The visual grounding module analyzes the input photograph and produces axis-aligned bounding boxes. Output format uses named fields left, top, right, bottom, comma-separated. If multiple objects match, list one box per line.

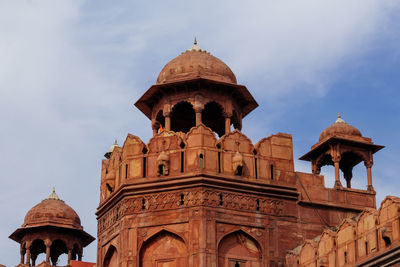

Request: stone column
left=195, top=107, right=202, bottom=126
left=163, top=104, right=171, bottom=131
left=68, top=249, right=72, bottom=264
left=151, top=121, right=158, bottom=136
left=224, top=112, right=232, bottom=135
left=343, top=168, right=353, bottom=189
left=26, top=248, right=31, bottom=266
left=20, top=245, right=25, bottom=264
left=194, top=95, right=204, bottom=126
left=365, top=161, right=374, bottom=191
left=32, top=255, right=37, bottom=266
left=164, top=112, right=171, bottom=131
left=333, top=155, right=342, bottom=188
left=45, top=240, right=51, bottom=263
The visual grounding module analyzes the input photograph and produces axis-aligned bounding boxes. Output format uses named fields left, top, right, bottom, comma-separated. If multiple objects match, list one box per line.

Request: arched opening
left=235, top=165, right=243, bottom=176
left=104, top=245, right=118, bottom=267
left=139, top=230, right=188, bottom=267
left=199, top=154, right=204, bottom=169
left=383, top=236, right=392, bottom=247
left=232, top=110, right=241, bottom=131
left=155, top=110, right=165, bottom=132
left=71, top=244, right=81, bottom=261
left=218, top=231, right=262, bottom=267
left=106, top=183, right=113, bottom=194
left=158, top=164, right=165, bottom=175
left=50, top=239, right=68, bottom=265
left=202, top=101, right=225, bottom=137
left=339, top=151, right=367, bottom=189
left=30, top=239, right=45, bottom=266
left=317, top=154, right=336, bottom=188
left=171, top=102, right=195, bottom=133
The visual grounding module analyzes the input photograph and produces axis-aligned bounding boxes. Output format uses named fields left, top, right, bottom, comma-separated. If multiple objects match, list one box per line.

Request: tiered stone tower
left=96, top=41, right=383, bottom=267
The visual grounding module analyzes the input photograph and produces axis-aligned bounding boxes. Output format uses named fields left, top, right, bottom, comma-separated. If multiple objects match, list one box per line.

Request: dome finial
left=46, top=187, right=61, bottom=201
left=335, top=113, right=345, bottom=123
left=188, top=38, right=202, bottom=52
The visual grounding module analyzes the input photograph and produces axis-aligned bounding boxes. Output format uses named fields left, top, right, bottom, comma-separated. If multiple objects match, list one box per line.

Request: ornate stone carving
left=98, top=189, right=284, bottom=234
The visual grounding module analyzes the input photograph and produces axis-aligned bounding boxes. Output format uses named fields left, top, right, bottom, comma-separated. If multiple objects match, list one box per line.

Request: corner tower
left=96, top=41, right=380, bottom=267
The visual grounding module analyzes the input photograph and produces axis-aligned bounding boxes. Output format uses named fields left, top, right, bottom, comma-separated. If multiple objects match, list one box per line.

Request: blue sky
left=1, top=0, right=399, bottom=265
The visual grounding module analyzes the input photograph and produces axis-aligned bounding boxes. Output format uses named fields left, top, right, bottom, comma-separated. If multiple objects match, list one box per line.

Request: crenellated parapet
left=99, top=125, right=296, bottom=205
left=286, top=196, right=400, bottom=266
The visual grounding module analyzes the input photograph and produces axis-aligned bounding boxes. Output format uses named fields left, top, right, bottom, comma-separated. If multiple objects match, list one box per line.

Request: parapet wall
left=99, top=124, right=295, bottom=203
left=286, top=196, right=400, bottom=267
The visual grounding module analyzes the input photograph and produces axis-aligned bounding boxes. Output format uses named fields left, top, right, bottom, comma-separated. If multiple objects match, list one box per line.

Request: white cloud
left=0, top=0, right=399, bottom=265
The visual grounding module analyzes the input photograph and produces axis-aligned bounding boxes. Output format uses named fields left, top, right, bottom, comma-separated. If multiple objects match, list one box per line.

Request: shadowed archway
left=218, top=231, right=262, bottom=267
left=139, top=230, right=188, bottom=267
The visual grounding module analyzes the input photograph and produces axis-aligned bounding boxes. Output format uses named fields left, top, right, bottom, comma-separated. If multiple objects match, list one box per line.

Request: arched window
left=50, top=239, right=68, bottom=266
left=202, top=101, right=225, bottom=137
left=30, top=239, right=46, bottom=266
left=139, top=231, right=188, bottom=266
left=199, top=154, right=204, bottom=169
left=235, top=165, right=243, bottom=176
left=171, top=102, right=195, bottom=133
left=232, top=110, right=241, bottom=131
left=218, top=231, right=262, bottom=267
left=155, top=110, right=165, bottom=132
left=383, top=236, right=391, bottom=247
left=104, top=245, right=118, bottom=267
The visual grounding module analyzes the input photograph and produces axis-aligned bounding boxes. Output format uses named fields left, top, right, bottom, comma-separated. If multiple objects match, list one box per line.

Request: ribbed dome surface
left=156, top=48, right=237, bottom=84
left=319, top=116, right=362, bottom=141
left=23, top=199, right=82, bottom=230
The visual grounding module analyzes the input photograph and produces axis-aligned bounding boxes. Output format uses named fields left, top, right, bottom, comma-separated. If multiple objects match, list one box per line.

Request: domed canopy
left=135, top=40, right=258, bottom=121
left=156, top=41, right=237, bottom=85
left=319, top=114, right=362, bottom=141
left=23, top=189, right=82, bottom=230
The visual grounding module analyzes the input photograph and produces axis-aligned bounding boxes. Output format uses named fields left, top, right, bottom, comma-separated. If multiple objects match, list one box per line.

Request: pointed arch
left=171, top=101, right=196, bottom=133
left=218, top=230, right=262, bottom=267
left=202, top=101, right=225, bottom=137
left=139, top=230, right=188, bottom=267
left=104, top=245, right=118, bottom=267
left=50, top=239, right=68, bottom=265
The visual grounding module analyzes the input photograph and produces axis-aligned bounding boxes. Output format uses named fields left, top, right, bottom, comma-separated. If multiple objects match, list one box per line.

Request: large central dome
left=156, top=41, right=237, bottom=84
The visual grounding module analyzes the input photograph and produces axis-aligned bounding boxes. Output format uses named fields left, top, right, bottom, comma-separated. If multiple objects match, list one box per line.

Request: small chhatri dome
left=319, top=113, right=362, bottom=141
left=156, top=39, right=237, bottom=84
left=104, top=140, right=119, bottom=159
left=109, top=139, right=119, bottom=152
left=23, top=189, right=82, bottom=230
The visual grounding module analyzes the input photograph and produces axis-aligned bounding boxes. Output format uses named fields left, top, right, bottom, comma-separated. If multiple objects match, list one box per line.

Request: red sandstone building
left=9, top=41, right=400, bottom=267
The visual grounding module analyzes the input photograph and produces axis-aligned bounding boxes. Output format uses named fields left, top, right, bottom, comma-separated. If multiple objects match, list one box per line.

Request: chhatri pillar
left=300, top=114, right=384, bottom=191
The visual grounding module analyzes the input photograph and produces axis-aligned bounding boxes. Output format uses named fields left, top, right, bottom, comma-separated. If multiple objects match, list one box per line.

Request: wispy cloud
left=0, top=0, right=399, bottom=264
